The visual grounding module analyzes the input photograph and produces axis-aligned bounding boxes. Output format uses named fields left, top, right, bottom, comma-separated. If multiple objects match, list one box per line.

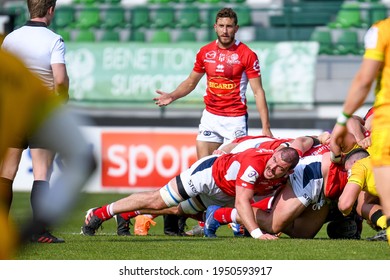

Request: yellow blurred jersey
left=0, top=49, right=60, bottom=160
left=363, top=18, right=390, bottom=166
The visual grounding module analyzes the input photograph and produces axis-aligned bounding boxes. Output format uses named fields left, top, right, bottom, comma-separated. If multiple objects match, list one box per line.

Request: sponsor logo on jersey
left=234, top=130, right=246, bottom=138
left=216, top=64, right=224, bottom=73
left=208, top=76, right=236, bottom=96
left=205, top=51, right=217, bottom=60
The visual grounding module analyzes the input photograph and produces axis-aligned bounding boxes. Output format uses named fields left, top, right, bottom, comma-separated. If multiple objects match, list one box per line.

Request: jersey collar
left=25, top=20, right=47, bottom=27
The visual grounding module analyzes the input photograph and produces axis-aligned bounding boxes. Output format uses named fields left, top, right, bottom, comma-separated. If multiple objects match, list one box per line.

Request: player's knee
left=159, top=184, right=182, bottom=207
left=180, top=199, right=204, bottom=215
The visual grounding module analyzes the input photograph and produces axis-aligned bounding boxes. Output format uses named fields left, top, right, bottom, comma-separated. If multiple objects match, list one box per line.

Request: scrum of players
left=81, top=107, right=387, bottom=241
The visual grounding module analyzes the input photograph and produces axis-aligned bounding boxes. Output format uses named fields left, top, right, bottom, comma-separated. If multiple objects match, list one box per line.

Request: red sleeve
left=193, top=48, right=206, bottom=74
left=325, top=163, right=348, bottom=200
left=243, top=49, right=261, bottom=79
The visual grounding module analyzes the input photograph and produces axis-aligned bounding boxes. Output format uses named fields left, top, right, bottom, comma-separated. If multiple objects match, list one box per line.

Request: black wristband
left=307, top=136, right=321, bottom=146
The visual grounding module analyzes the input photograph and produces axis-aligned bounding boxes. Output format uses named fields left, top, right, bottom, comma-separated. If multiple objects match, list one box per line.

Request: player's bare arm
left=153, top=71, right=204, bottom=107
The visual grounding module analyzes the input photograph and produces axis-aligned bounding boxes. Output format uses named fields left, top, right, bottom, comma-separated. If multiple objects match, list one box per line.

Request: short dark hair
left=279, top=147, right=300, bottom=171
left=344, top=148, right=369, bottom=164
left=216, top=8, right=238, bottom=25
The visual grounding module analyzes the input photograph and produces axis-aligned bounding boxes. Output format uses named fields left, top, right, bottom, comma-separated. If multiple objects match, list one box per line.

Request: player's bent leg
left=284, top=203, right=329, bottom=238
left=196, top=140, right=221, bottom=159
left=254, top=182, right=307, bottom=234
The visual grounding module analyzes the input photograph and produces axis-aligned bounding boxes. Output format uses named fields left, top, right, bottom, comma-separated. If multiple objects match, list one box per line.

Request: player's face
left=264, top=152, right=291, bottom=179
left=214, top=17, right=239, bottom=48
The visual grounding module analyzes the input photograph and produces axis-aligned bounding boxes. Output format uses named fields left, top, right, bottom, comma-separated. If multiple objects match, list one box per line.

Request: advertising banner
left=13, top=127, right=322, bottom=193
left=66, top=42, right=319, bottom=108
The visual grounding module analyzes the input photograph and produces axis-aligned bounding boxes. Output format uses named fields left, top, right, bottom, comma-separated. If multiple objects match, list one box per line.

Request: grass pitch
left=10, top=192, right=390, bottom=260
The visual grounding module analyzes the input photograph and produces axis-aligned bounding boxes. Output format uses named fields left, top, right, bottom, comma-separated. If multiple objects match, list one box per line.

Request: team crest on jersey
left=240, top=166, right=258, bottom=184
left=253, top=60, right=260, bottom=72
left=227, top=53, right=240, bottom=64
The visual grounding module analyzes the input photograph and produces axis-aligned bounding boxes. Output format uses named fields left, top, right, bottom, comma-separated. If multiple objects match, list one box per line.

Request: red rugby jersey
left=212, top=148, right=287, bottom=197
left=193, top=40, right=261, bottom=116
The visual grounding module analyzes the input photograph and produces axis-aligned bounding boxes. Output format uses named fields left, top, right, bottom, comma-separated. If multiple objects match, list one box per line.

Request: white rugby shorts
left=177, top=155, right=235, bottom=213
left=289, top=155, right=326, bottom=209
left=197, top=109, right=248, bottom=143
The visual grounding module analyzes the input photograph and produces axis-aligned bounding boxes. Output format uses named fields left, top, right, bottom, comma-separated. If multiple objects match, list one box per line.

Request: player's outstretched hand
left=153, top=89, right=173, bottom=107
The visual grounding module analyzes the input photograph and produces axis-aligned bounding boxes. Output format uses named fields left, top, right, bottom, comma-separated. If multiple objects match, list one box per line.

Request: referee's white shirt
left=1, top=21, right=66, bottom=91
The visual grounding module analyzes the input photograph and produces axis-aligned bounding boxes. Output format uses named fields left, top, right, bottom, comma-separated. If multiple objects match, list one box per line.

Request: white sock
left=231, top=208, right=238, bottom=223
left=108, top=203, right=115, bottom=216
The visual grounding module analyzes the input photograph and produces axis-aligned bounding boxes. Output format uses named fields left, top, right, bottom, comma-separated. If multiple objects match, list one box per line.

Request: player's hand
left=153, top=89, right=173, bottom=107
left=329, top=123, right=347, bottom=163
left=318, top=131, right=331, bottom=145
left=262, top=127, right=273, bottom=138
left=258, top=233, right=279, bottom=240
left=357, top=136, right=371, bottom=149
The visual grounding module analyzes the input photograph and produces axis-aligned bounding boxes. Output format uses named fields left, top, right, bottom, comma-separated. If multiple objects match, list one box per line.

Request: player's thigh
left=196, top=140, right=221, bottom=158
left=284, top=203, right=329, bottom=238
left=30, top=148, right=55, bottom=179
left=0, top=148, right=23, bottom=179
left=256, top=183, right=307, bottom=233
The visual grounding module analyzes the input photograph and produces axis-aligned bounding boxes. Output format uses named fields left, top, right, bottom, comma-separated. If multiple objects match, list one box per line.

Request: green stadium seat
left=53, top=6, right=75, bottom=29
left=150, top=30, right=171, bottom=43
left=256, top=27, right=289, bottom=41
left=365, top=3, right=388, bottom=26
left=225, top=0, right=247, bottom=3
left=176, top=6, right=203, bottom=28
left=328, top=2, right=363, bottom=28
left=74, top=30, right=96, bottom=42
left=75, top=7, right=101, bottom=29
left=3, top=1, right=28, bottom=28
left=150, top=7, right=176, bottom=28
left=130, top=6, right=151, bottom=28
left=310, top=30, right=333, bottom=55
left=100, top=6, right=127, bottom=29
left=104, top=0, right=122, bottom=4
left=176, top=0, right=197, bottom=3
left=130, top=30, right=146, bottom=42
left=205, top=5, right=224, bottom=27
left=176, top=30, right=197, bottom=42
left=333, top=30, right=360, bottom=55
left=100, top=30, right=121, bottom=41
left=77, top=0, right=99, bottom=5
left=235, top=6, right=252, bottom=27
left=56, top=28, right=71, bottom=42
left=198, top=0, right=222, bottom=3
left=148, top=0, right=172, bottom=3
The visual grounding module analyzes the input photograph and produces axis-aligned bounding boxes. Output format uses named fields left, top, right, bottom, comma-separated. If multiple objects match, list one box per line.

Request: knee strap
left=159, top=184, right=182, bottom=207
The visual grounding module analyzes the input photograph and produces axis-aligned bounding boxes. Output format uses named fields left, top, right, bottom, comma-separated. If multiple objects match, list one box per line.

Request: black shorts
left=8, top=131, right=48, bottom=150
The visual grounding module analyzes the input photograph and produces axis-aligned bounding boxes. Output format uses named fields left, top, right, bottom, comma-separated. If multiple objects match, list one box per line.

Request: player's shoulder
left=236, top=40, right=255, bottom=52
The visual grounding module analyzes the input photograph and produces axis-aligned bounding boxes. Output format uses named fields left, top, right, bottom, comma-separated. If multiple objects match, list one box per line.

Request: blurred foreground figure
left=330, top=18, right=390, bottom=244
left=0, top=50, right=96, bottom=258
left=1, top=0, right=70, bottom=243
